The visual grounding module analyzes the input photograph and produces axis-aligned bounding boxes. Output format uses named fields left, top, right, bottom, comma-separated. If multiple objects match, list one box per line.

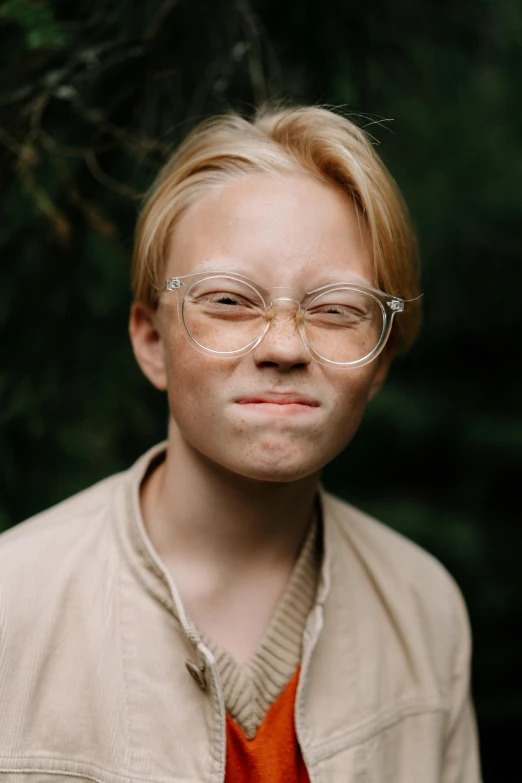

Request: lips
left=236, top=392, right=319, bottom=406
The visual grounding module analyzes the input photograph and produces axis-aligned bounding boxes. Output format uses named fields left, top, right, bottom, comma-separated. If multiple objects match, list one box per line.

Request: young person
left=0, top=105, right=481, bottom=782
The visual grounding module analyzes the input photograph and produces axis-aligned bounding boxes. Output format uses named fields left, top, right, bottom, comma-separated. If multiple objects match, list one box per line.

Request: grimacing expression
left=153, top=172, right=392, bottom=482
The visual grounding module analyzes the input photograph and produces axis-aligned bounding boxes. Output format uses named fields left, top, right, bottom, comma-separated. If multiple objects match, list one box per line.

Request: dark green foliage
left=0, top=1, right=520, bottom=778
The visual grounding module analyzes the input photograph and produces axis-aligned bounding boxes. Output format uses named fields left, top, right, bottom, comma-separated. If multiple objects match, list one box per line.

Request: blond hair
left=132, top=105, right=421, bottom=352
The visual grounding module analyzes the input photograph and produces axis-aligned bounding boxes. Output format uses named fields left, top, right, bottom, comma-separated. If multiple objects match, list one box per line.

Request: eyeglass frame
left=161, top=270, right=406, bottom=368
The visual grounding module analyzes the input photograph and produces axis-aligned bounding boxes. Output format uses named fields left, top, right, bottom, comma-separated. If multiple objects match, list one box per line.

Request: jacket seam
left=308, top=697, right=447, bottom=762
left=0, top=758, right=183, bottom=783
left=0, top=768, right=109, bottom=783
left=0, top=759, right=134, bottom=783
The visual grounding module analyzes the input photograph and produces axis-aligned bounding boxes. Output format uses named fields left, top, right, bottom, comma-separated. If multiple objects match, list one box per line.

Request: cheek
left=325, top=370, right=379, bottom=445
left=166, top=357, right=212, bottom=418
left=162, top=328, right=231, bottom=434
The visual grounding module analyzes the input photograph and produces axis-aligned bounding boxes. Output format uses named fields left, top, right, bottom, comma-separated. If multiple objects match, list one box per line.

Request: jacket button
left=185, top=660, right=207, bottom=691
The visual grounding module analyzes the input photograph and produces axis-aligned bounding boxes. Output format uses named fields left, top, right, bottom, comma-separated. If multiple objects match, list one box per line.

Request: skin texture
left=129, top=172, right=394, bottom=663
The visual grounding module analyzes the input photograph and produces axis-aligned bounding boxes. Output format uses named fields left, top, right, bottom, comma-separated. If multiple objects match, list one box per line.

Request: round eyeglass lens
left=182, top=276, right=267, bottom=353
left=303, top=288, right=385, bottom=364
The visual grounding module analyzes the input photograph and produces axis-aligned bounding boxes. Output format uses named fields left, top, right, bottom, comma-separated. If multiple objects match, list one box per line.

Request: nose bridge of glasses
left=267, top=287, right=303, bottom=316
left=271, top=296, right=300, bottom=310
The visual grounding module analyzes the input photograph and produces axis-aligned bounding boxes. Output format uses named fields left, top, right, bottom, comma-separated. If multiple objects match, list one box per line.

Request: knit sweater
left=200, top=512, right=321, bottom=739
left=225, top=666, right=311, bottom=782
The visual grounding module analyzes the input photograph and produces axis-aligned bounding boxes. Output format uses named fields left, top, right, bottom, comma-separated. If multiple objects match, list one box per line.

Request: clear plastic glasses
left=162, top=271, right=407, bottom=368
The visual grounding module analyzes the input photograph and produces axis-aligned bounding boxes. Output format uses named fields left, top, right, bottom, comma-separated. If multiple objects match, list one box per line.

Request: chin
left=239, top=467, right=316, bottom=483
left=193, top=432, right=328, bottom=482
left=228, top=454, right=322, bottom=483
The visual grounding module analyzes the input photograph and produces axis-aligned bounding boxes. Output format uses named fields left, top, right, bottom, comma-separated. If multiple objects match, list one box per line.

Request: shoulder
left=322, top=491, right=472, bottom=676
left=0, top=471, right=125, bottom=629
left=0, top=442, right=166, bottom=629
left=0, top=471, right=122, bottom=565
left=323, top=490, right=465, bottom=603
left=0, top=442, right=165, bottom=566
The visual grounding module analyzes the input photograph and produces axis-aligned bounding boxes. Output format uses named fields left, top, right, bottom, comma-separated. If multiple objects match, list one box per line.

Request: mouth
left=235, top=392, right=320, bottom=415
left=236, top=392, right=319, bottom=406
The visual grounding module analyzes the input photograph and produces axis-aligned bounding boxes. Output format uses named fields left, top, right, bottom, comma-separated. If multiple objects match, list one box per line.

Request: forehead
left=165, top=172, right=374, bottom=287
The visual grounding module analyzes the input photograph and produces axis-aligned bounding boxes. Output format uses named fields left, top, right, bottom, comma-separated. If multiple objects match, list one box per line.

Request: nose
left=252, top=297, right=312, bottom=369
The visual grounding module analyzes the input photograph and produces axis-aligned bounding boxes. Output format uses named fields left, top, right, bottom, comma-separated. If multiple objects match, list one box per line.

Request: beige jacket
left=0, top=443, right=481, bottom=782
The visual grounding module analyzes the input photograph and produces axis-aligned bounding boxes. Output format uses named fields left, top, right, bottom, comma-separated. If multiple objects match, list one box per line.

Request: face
left=131, top=172, right=393, bottom=483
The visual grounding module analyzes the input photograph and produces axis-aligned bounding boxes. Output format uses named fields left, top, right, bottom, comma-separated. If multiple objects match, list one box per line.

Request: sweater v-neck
left=199, top=512, right=321, bottom=739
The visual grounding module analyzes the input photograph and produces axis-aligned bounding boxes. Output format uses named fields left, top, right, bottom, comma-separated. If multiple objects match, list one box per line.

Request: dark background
left=1, top=1, right=520, bottom=779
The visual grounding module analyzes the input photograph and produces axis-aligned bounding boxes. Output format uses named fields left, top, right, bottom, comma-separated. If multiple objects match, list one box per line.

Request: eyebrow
left=315, top=272, right=373, bottom=287
left=193, top=260, right=234, bottom=273
left=191, top=261, right=373, bottom=289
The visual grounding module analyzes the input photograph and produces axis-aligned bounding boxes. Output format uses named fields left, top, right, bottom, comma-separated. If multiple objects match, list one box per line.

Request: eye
left=322, top=305, right=351, bottom=315
left=203, top=292, right=261, bottom=309
left=210, top=293, right=242, bottom=305
left=314, top=304, right=367, bottom=318
left=306, top=289, right=377, bottom=323
left=188, top=289, right=264, bottom=322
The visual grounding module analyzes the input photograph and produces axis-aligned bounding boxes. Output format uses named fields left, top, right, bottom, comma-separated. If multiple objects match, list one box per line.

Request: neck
left=140, top=427, right=320, bottom=580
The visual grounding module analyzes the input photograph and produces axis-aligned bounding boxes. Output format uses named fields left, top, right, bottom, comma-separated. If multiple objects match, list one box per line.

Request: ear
left=367, top=340, right=395, bottom=401
left=129, top=302, right=167, bottom=391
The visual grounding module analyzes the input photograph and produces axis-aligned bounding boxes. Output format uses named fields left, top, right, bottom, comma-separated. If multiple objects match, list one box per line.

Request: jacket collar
left=114, top=441, right=334, bottom=653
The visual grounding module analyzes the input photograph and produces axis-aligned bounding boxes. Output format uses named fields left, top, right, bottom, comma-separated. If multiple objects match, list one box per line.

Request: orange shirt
left=225, top=666, right=310, bottom=783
